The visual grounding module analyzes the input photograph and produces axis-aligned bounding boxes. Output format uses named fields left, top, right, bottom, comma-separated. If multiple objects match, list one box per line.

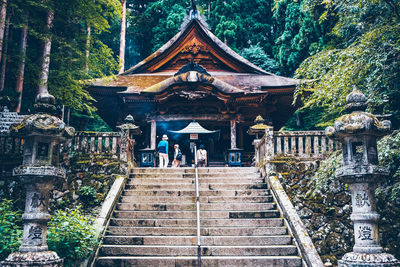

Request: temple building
left=89, top=15, right=298, bottom=165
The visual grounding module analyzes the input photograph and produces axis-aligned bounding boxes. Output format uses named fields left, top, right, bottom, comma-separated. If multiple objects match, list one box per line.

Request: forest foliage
left=295, top=0, right=400, bottom=128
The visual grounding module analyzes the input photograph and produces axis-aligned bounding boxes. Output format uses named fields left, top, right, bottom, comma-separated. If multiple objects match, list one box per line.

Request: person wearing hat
left=196, top=144, right=207, bottom=167
left=157, top=134, right=169, bottom=168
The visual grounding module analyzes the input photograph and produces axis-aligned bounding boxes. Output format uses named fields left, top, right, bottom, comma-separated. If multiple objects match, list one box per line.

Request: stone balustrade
left=2, top=129, right=339, bottom=163
left=71, top=132, right=122, bottom=156
left=1, top=131, right=124, bottom=160
left=0, top=107, right=27, bottom=133
left=255, top=130, right=340, bottom=163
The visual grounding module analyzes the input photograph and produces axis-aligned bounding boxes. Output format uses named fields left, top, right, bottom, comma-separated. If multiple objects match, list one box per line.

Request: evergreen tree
left=272, top=0, right=327, bottom=76
left=241, top=44, right=279, bottom=74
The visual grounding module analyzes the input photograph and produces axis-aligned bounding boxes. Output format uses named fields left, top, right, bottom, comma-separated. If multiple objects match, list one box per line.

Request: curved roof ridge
left=195, top=19, right=270, bottom=75
left=122, top=18, right=273, bottom=75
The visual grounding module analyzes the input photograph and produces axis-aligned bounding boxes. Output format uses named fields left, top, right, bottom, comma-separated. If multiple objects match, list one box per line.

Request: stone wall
left=54, top=152, right=127, bottom=212
left=272, top=155, right=353, bottom=265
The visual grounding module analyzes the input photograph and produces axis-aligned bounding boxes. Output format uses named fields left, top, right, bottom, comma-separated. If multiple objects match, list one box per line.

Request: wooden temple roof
left=90, top=18, right=297, bottom=96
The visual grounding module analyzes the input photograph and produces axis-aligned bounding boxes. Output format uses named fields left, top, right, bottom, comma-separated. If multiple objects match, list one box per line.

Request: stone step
left=113, top=210, right=280, bottom=219
left=95, top=255, right=302, bottom=267
left=131, top=167, right=258, bottom=174
left=101, top=235, right=292, bottom=246
left=120, top=195, right=273, bottom=203
left=99, top=244, right=297, bottom=256
left=96, top=167, right=301, bottom=266
left=106, top=226, right=288, bottom=236
left=128, top=177, right=264, bottom=184
left=116, top=202, right=276, bottom=211
left=122, top=189, right=270, bottom=197
left=110, top=218, right=284, bottom=227
left=126, top=183, right=267, bottom=190
left=130, top=173, right=260, bottom=178
left=117, top=203, right=195, bottom=211
left=197, top=167, right=259, bottom=173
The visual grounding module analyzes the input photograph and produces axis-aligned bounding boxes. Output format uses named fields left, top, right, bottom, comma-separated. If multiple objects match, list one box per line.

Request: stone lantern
left=326, top=88, right=399, bottom=267
left=248, top=115, right=270, bottom=139
left=248, top=115, right=273, bottom=165
left=117, top=114, right=141, bottom=165
left=2, top=96, right=74, bottom=267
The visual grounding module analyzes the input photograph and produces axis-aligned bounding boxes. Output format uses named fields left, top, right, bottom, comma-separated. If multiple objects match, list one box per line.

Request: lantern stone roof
left=10, top=113, right=75, bottom=138
left=326, top=88, right=391, bottom=139
left=117, top=114, right=142, bottom=135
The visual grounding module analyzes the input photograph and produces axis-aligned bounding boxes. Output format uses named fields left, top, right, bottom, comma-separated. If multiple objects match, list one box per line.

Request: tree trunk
left=37, top=9, right=54, bottom=99
left=0, top=15, right=9, bottom=92
left=15, top=18, right=28, bottom=112
left=85, top=25, right=91, bottom=75
left=118, top=0, right=126, bottom=74
left=0, top=0, right=8, bottom=92
left=208, top=1, right=211, bottom=19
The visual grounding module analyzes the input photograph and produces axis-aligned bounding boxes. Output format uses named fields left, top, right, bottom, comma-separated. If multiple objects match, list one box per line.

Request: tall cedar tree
left=0, top=0, right=120, bottom=114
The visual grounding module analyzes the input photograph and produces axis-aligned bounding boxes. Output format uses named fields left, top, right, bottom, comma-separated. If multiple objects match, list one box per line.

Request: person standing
left=157, top=134, right=169, bottom=168
left=172, top=144, right=182, bottom=168
left=196, top=144, right=207, bottom=167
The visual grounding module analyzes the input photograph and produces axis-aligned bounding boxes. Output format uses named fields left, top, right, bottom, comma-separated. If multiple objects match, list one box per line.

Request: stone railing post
left=264, top=126, right=274, bottom=160
left=253, top=139, right=261, bottom=164
left=263, top=126, right=275, bottom=174
left=2, top=95, right=74, bottom=267
left=326, top=88, right=399, bottom=267
left=119, top=128, right=128, bottom=162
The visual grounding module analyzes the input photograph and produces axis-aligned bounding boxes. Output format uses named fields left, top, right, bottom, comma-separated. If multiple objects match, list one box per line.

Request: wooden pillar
left=238, top=125, right=244, bottom=149
left=230, top=119, right=236, bottom=149
left=210, top=139, right=214, bottom=154
left=150, top=120, right=156, bottom=150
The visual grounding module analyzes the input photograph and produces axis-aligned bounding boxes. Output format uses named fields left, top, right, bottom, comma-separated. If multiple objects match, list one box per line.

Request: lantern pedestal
left=337, top=170, right=398, bottom=267
left=2, top=251, right=63, bottom=267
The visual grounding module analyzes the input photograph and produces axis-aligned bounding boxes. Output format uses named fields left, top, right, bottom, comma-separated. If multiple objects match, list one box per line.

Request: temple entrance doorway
left=157, top=120, right=223, bottom=166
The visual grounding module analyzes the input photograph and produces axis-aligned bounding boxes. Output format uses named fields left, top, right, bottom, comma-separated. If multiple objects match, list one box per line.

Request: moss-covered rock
left=274, top=156, right=353, bottom=265
left=54, top=152, right=127, bottom=213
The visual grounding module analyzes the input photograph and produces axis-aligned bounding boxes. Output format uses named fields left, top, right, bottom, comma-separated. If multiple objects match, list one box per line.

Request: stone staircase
left=95, top=167, right=302, bottom=266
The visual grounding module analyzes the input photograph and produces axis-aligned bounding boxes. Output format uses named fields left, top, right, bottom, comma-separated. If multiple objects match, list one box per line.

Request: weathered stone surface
left=95, top=167, right=302, bottom=266
left=275, top=157, right=353, bottom=264
left=339, top=252, right=400, bottom=267
left=326, top=88, right=399, bottom=266
left=2, top=251, right=63, bottom=267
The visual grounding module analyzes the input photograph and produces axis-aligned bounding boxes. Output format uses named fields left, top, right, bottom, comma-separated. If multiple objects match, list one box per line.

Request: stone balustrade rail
left=0, top=131, right=125, bottom=160
left=0, top=107, right=27, bottom=133
left=255, top=130, right=340, bottom=163
left=71, top=132, right=122, bottom=156
left=2, top=129, right=340, bottom=163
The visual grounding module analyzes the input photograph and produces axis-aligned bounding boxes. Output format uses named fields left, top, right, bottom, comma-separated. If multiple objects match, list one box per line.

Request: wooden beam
left=146, top=114, right=242, bottom=122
